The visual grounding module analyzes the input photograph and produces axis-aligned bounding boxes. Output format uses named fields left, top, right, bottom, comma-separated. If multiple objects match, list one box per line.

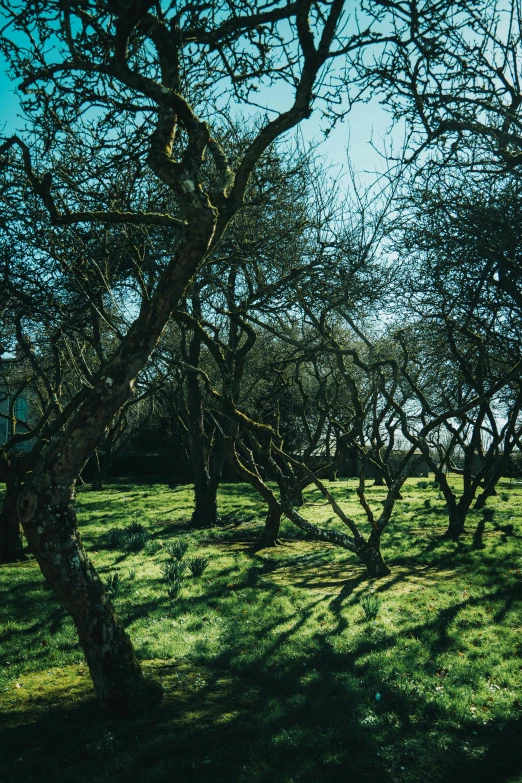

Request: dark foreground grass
left=1, top=478, right=522, bottom=782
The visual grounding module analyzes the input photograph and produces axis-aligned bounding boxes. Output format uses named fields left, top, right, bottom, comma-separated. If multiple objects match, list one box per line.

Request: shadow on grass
left=2, top=639, right=521, bottom=783
left=3, top=480, right=522, bottom=782
left=0, top=657, right=394, bottom=783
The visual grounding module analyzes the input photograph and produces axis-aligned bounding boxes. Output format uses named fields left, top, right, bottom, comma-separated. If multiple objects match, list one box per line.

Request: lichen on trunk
left=18, top=481, right=162, bottom=711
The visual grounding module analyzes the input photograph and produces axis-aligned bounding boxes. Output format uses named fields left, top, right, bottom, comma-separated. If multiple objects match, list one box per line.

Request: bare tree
left=0, top=1, right=382, bottom=709
left=363, top=0, right=522, bottom=174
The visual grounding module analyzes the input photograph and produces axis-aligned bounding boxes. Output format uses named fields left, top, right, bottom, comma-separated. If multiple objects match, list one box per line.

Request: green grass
left=1, top=477, right=522, bottom=782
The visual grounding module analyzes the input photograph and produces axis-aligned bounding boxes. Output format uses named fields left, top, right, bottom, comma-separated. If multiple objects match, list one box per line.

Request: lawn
left=1, top=477, right=521, bottom=782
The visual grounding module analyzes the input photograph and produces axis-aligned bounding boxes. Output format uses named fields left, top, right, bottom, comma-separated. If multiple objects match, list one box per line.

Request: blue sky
left=0, top=51, right=395, bottom=187
left=0, top=55, right=22, bottom=136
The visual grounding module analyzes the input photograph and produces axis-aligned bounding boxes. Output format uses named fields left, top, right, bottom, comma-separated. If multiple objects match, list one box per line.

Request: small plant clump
left=122, top=522, right=148, bottom=552
left=144, top=540, right=162, bottom=556
left=106, top=522, right=149, bottom=552
left=161, top=559, right=188, bottom=583
left=417, top=480, right=429, bottom=489
left=161, top=559, right=187, bottom=600
left=106, top=529, right=123, bottom=550
left=360, top=593, right=381, bottom=621
left=424, top=498, right=431, bottom=509
left=165, top=540, right=190, bottom=560
left=167, top=579, right=183, bottom=598
left=500, top=492, right=510, bottom=502
left=104, top=573, right=123, bottom=599
left=187, top=556, right=211, bottom=577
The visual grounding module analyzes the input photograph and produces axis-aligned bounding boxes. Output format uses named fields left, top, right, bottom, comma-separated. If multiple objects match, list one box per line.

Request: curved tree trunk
left=474, top=489, right=495, bottom=510
left=12, top=215, right=219, bottom=708
left=0, top=478, right=25, bottom=563
left=282, top=503, right=391, bottom=579
left=255, top=506, right=282, bottom=549
left=18, top=482, right=162, bottom=710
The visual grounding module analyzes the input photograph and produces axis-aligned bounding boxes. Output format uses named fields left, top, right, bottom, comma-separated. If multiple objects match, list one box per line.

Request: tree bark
left=290, top=487, right=304, bottom=507
left=444, top=505, right=466, bottom=539
left=192, top=470, right=220, bottom=528
left=373, top=471, right=385, bottom=487
left=0, top=478, right=25, bottom=563
left=18, top=482, right=162, bottom=710
left=474, top=490, right=493, bottom=510
left=91, top=449, right=107, bottom=492
left=355, top=533, right=390, bottom=578
left=282, top=503, right=391, bottom=578
left=186, top=293, right=221, bottom=528
left=92, top=474, right=104, bottom=492
left=13, top=215, right=218, bottom=708
left=255, top=506, right=282, bottom=549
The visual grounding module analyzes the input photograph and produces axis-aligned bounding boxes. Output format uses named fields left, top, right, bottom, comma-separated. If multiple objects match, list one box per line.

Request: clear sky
left=0, top=54, right=22, bottom=136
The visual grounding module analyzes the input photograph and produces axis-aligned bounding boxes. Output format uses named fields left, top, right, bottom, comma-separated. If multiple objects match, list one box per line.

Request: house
left=0, top=356, right=34, bottom=452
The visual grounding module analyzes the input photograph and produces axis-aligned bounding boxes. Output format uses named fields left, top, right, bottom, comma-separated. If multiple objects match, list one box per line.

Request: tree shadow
left=472, top=518, right=486, bottom=550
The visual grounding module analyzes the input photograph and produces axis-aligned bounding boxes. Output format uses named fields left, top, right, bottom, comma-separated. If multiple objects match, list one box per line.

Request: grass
left=1, top=477, right=522, bottom=782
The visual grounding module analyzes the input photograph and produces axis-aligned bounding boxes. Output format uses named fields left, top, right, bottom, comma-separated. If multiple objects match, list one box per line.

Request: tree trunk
left=0, top=479, right=25, bottom=563
left=92, top=447, right=113, bottom=492
left=373, top=471, right=385, bottom=487
left=290, top=487, right=304, bottom=507
left=444, top=506, right=466, bottom=539
left=474, top=491, right=488, bottom=510
left=191, top=470, right=220, bottom=528
left=355, top=534, right=390, bottom=578
left=91, top=449, right=104, bottom=491
left=255, top=506, right=282, bottom=549
left=4, top=202, right=217, bottom=710
left=18, top=482, right=162, bottom=711
left=474, top=483, right=498, bottom=509
left=92, top=474, right=104, bottom=492
left=186, top=294, right=221, bottom=529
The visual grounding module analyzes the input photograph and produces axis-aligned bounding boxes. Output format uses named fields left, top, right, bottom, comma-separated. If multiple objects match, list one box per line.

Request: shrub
left=165, top=540, right=190, bottom=560
left=417, top=481, right=429, bottom=489
left=424, top=499, right=431, bottom=509
left=360, top=593, right=381, bottom=621
left=500, top=492, right=510, bottom=502
left=187, top=556, right=211, bottom=577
